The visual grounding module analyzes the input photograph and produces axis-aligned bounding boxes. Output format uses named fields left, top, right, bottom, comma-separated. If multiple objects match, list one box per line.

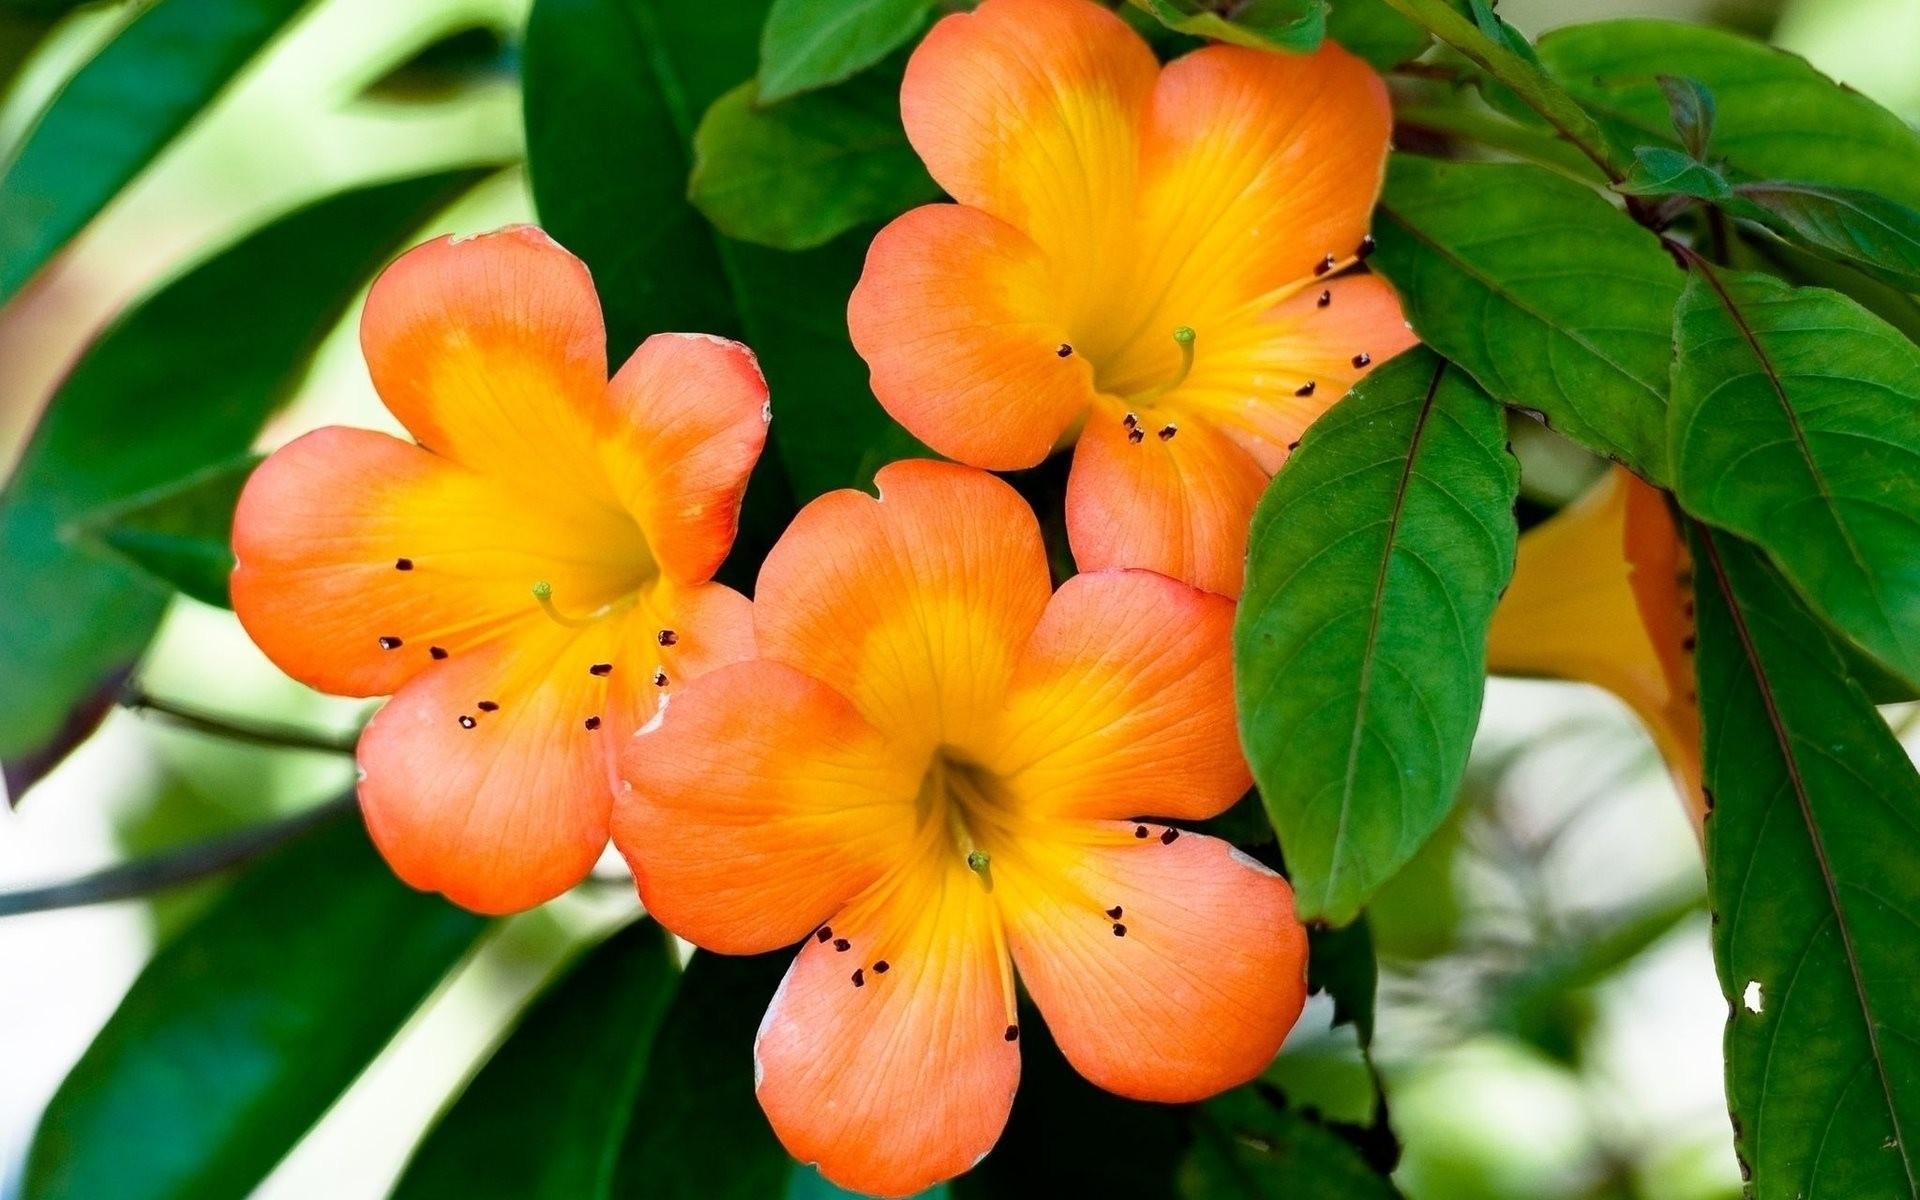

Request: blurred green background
left=1, top=0, right=1916, bottom=1196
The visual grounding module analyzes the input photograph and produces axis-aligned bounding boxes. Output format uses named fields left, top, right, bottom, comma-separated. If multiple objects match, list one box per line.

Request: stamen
left=1357, top=234, right=1377, bottom=259
left=1112, top=922, right=1128, bottom=937
left=378, top=635, right=403, bottom=651
left=1317, top=290, right=1332, bottom=308
left=1056, top=343, right=1074, bottom=358
left=968, top=850, right=992, bottom=873
left=1157, top=424, right=1177, bottom=441
left=584, top=716, right=602, bottom=731
left=652, top=668, right=669, bottom=688
left=1295, top=380, right=1316, bottom=397
left=1352, top=352, right=1372, bottom=368
left=1123, top=412, right=1138, bottom=429
left=590, top=663, right=613, bottom=677
left=477, top=700, right=499, bottom=712
left=394, top=558, right=414, bottom=571
left=430, top=646, right=449, bottom=660
left=852, top=969, right=865, bottom=987
left=1160, top=828, right=1180, bottom=844
left=1106, top=905, right=1123, bottom=919
left=1314, top=253, right=1335, bottom=276
left=656, top=629, right=677, bottom=647
left=834, top=938, right=852, bottom=952
left=458, top=715, right=476, bottom=729
left=1127, top=427, right=1145, bottom=444
left=816, top=926, right=833, bottom=943
left=873, top=960, right=890, bottom=974
left=1004, top=1025, right=1020, bottom=1042
left=1134, top=825, right=1149, bottom=839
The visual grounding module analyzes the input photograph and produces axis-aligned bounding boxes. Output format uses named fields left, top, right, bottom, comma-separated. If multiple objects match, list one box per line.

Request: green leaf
left=757, top=0, right=932, bottom=105
left=1125, top=0, right=1324, bottom=53
left=0, top=0, right=318, bottom=307
left=1689, top=524, right=1920, bottom=1200
left=1615, top=145, right=1729, bottom=201
left=608, top=950, right=796, bottom=1196
left=1235, top=349, right=1518, bottom=925
left=1307, top=918, right=1378, bottom=1045
left=523, top=0, right=909, bottom=503
left=393, top=922, right=681, bottom=1199
left=1730, top=182, right=1920, bottom=293
left=1181, top=1088, right=1403, bottom=1199
left=0, top=169, right=487, bottom=794
left=1538, top=21, right=1920, bottom=210
left=1668, top=266, right=1920, bottom=687
left=1325, top=0, right=1427, bottom=71
left=1372, top=155, right=1684, bottom=481
left=690, top=70, right=938, bottom=252
left=1656, top=74, right=1715, bottom=160
left=70, top=454, right=259, bottom=609
left=23, top=813, right=487, bottom=1200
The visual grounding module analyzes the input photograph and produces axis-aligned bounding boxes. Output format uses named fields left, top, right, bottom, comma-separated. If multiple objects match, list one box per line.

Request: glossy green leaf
left=1307, top=917, right=1378, bottom=1045
left=523, top=0, right=909, bottom=503
left=757, top=0, right=931, bottom=104
left=1326, top=0, right=1426, bottom=71
left=1125, top=0, right=1323, bottom=53
left=1235, top=349, right=1518, bottom=925
left=1181, top=1088, right=1403, bottom=1199
left=1372, top=155, right=1683, bottom=481
left=608, top=950, right=796, bottom=1196
left=393, top=922, right=681, bottom=1199
left=1731, top=182, right=1920, bottom=293
left=1538, top=21, right=1920, bottom=210
left=0, top=169, right=487, bottom=793
left=70, top=454, right=258, bottom=609
left=690, top=70, right=937, bottom=252
left=1690, top=524, right=1920, bottom=1200
left=1668, top=266, right=1920, bottom=686
left=1616, top=145, right=1729, bottom=201
left=0, top=0, right=317, bottom=306
left=23, top=813, right=487, bottom=1200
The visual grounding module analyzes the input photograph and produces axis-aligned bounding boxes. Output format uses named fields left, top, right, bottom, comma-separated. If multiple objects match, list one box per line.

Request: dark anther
left=657, top=629, right=678, bottom=647
left=1317, top=290, right=1332, bottom=308
left=430, top=646, right=449, bottom=660
left=1295, top=380, right=1316, bottom=397
left=834, top=938, right=852, bottom=952
left=1057, top=343, right=1074, bottom=358
left=1112, top=923, right=1128, bottom=937
left=1134, top=825, right=1149, bottom=839
left=1357, top=234, right=1376, bottom=259
left=1127, top=427, right=1145, bottom=444
left=652, top=669, right=669, bottom=687
left=1160, top=828, right=1180, bottom=845
left=378, top=635, right=403, bottom=650
left=852, top=969, right=866, bottom=988
left=1287, top=439, right=1301, bottom=452
left=1682, top=634, right=1697, bottom=652
left=477, top=700, right=499, bottom=712
left=816, top=926, right=833, bottom=943
left=458, top=715, right=477, bottom=729
left=1004, top=1025, right=1020, bottom=1042
left=1351, top=352, right=1371, bottom=368
left=590, top=663, right=613, bottom=677
left=874, top=960, right=890, bottom=974
left=585, top=716, right=602, bottom=731
left=1157, top=425, right=1177, bottom=441
left=1106, top=905, right=1123, bottom=919
left=395, top=558, right=414, bottom=571
left=1122, top=412, right=1138, bottom=429
left=1313, top=253, right=1335, bottom=276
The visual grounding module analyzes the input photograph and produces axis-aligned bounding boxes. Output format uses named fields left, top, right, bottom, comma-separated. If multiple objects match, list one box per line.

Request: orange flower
left=1486, top=468, right=1705, bottom=830
left=614, top=460, right=1307, bottom=1197
left=231, top=226, right=769, bottom=914
left=848, top=0, right=1416, bottom=597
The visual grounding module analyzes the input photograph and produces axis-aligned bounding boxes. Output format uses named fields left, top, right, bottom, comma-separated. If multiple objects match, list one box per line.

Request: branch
left=123, top=686, right=360, bottom=756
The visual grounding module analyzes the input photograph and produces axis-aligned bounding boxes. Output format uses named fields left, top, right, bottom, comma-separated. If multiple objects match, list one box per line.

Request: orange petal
left=984, top=569, right=1248, bottom=822
left=599, top=332, right=770, bottom=585
left=360, top=226, right=618, bottom=511
left=902, top=0, right=1155, bottom=265
left=1065, top=403, right=1269, bottom=598
left=1487, top=468, right=1705, bottom=828
left=232, top=427, right=649, bottom=698
left=849, top=204, right=1095, bottom=470
left=755, top=855, right=1019, bottom=1197
left=998, top=825, right=1307, bottom=1102
left=598, top=579, right=758, bottom=780
left=754, top=460, right=1051, bottom=751
left=615, top=659, right=921, bottom=954
left=1177, top=274, right=1418, bottom=473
